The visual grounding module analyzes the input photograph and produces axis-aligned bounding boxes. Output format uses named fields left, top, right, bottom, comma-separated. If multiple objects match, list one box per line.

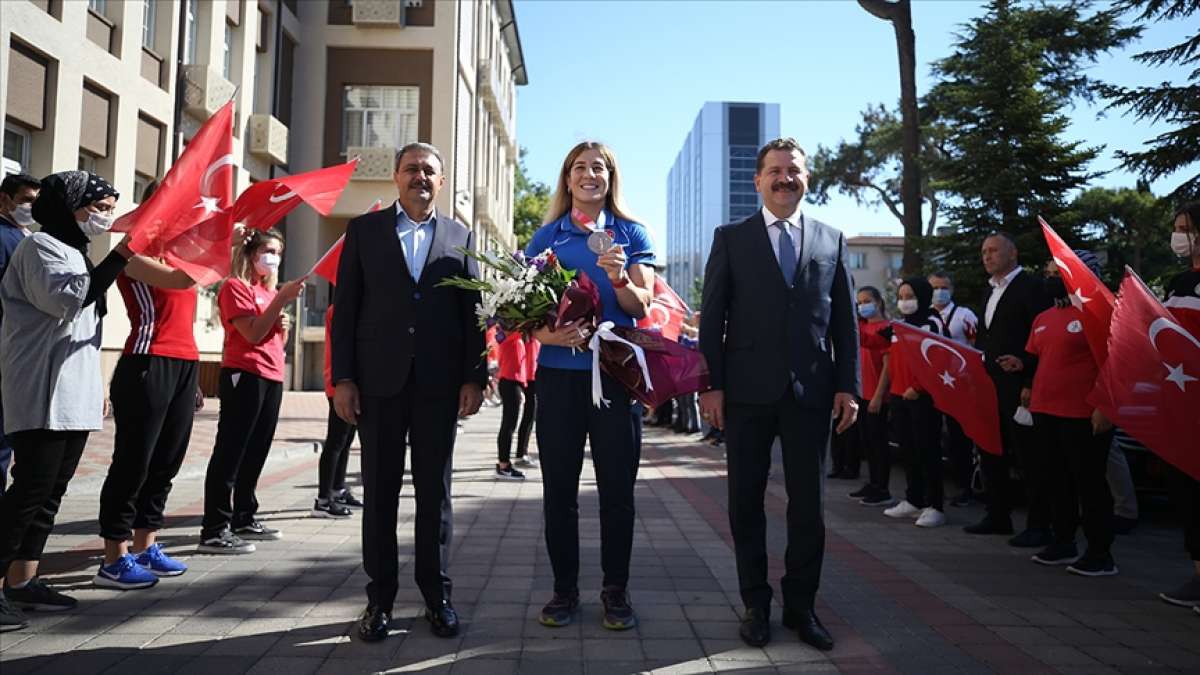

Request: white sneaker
left=884, top=500, right=922, bottom=519
left=915, top=508, right=947, bottom=528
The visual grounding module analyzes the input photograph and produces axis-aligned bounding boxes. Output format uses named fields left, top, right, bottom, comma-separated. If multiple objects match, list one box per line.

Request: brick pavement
left=0, top=391, right=1197, bottom=674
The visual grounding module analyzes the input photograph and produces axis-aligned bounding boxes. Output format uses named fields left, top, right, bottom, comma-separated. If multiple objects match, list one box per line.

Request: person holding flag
left=1023, top=253, right=1117, bottom=576
left=882, top=278, right=948, bottom=528
left=94, top=180, right=205, bottom=589
left=0, top=171, right=133, bottom=631
left=199, top=227, right=304, bottom=554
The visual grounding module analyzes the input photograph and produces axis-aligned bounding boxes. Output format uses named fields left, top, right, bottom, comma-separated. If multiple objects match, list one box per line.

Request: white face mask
left=254, top=252, right=281, bottom=276
left=76, top=211, right=114, bottom=237
left=897, top=299, right=919, bottom=316
left=11, top=204, right=34, bottom=228
left=1171, top=232, right=1195, bottom=257
left=932, top=288, right=952, bottom=307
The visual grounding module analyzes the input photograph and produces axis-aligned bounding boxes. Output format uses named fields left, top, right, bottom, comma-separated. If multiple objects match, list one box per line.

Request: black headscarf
left=31, top=171, right=119, bottom=254
left=899, top=276, right=939, bottom=328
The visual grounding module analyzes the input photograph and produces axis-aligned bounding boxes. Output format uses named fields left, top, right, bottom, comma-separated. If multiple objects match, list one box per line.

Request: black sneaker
left=0, top=595, right=28, bottom=632
left=600, top=586, right=637, bottom=631
left=312, top=499, right=352, bottom=519
left=234, top=520, right=282, bottom=541
left=1159, top=575, right=1200, bottom=607
left=1067, top=553, right=1118, bottom=577
left=4, top=578, right=77, bottom=612
left=860, top=490, right=894, bottom=506
left=197, top=530, right=256, bottom=555
left=538, top=591, right=580, bottom=627
left=848, top=484, right=873, bottom=499
left=334, top=490, right=364, bottom=508
left=495, top=464, right=526, bottom=481
left=1031, top=541, right=1080, bottom=566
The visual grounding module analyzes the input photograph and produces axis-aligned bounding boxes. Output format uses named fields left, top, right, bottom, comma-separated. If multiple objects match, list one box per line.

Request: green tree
left=925, top=0, right=1138, bottom=301
left=1101, top=0, right=1200, bottom=200
left=1068, top=183, right=1176, bottom=285
left=513, top=147, right=550, bottom=250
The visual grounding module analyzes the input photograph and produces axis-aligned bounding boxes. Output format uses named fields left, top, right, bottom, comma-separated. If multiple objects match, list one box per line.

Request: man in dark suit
left=332, top=142, right=487, bottom=642
left=963, top=232, right=1052, bottom=547
left=699, top=138, right=859, bottom=651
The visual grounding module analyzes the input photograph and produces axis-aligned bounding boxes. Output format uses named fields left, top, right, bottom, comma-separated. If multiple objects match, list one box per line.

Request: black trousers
left=358, top=380, right=457, bottom=612
left=497, top=378, right=535, bottom=463
left=979, top=374, right=1051, bottom=528
left=860, top=400, right=891, bottom=492
left=945, top=417, right=975, bottom=493
left=829, top=410, right=860, bottom=477
left=0, top=429, right=89, bottom=573
left=1166, top=469, right=1200, bottom=562
left=201, top=369, right=283, bottom=538
left=892, top=394, right=944, bottom=511
left=537, top=367, right=643, bottom=594
left=726, top=395, right=830, bottom=612
left=1034, top=413, right=1114, bottom=555
left=319, top=397, right=356, bottom=502
left=673, top=393, right=701, bottom=433
left=99, top=355, right=197, bottom=540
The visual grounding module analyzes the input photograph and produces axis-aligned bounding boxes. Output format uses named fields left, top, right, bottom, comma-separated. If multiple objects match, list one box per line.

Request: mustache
left=771, top=182, right=800, bottom=192
left=409, top=181, right=432, bottom=190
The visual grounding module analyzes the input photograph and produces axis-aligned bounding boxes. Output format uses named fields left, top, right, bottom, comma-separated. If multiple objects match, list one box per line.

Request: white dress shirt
left=937, top=301, right=979, bottom=346
left=761, top=205, right=803, bottom=264
left=984, top=266, right=1022, bottom=328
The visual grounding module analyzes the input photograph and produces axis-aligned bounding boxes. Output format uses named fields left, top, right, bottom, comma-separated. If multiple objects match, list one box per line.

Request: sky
left=511, top=0, right=1195, bottom=252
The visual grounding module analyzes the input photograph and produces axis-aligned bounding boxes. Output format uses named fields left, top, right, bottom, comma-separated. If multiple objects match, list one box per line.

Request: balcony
left=182, top=65, right=236, bottom=121
left=476, top=58, right=515, bottom=151
left=347, top=146, right=394, bottom=180
left=248, top=114, right=288, bottom=166
left=351, top=0, right=404, bottom=26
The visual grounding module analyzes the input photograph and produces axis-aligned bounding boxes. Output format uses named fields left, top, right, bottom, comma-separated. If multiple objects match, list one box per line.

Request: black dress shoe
left=963, top=516, right=1014, bottom=535
left=739, top=607, right=771, bottom=647
left=782, top=608, right=833, bottom=651
left=1008, top=527, right=1053, bottom=548
left=357, top=605, right=390, bottom=642
left=425, top=602, right=460, bottom=638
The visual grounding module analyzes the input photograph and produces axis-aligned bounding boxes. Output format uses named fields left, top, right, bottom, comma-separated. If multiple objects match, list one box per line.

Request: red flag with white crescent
left=1039, top=216, right=1115, bottom=365
left=231, top=158, right=359, bottom=232
left=310, top=199, right=383, bottom=285
left=1088, top=268, right=1200, bottom=480
left=112, top=100, right=235, bottom=285
left=893, top=322, right=1003, bottom=455
left=637, top=277, right=689, bottom=341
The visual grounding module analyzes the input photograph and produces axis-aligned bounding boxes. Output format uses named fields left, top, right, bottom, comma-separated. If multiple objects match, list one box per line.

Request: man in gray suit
left=699, top=137, right=859, bottom=651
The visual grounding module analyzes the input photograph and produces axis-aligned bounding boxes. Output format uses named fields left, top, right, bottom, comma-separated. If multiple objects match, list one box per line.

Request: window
left=88, top=0, right=106, bottom=13
left=849, top=252, right=867, bottom=270
left=132, top=174, right=151, bottom=204
left=3, top=124, right=31, bottom=174
left=184, top=0, right=197, bottom=64
left=78, top=152, right=98, bottom=173
left=341, top=86, right=419, bottom=153
left=142, top=0, right=156, bottom=50
left=223, top=22, right=233, bottom=79
left=890, top=253, right=903, bottom=270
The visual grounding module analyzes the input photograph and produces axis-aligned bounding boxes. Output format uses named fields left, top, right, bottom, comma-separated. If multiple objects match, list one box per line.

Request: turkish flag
left=637, top=277, right=689, bottom=341
left=1040, top=216, right=1116, bottom=365
left=231, top=158, right=359, bottom=232
left=310, top=199, right=384, bottom=285
left=893, top=322, right=1004, bottom=456
left=1088, top=269, right=1200, bottom=480
left=112, top=100, right=235, bottom=286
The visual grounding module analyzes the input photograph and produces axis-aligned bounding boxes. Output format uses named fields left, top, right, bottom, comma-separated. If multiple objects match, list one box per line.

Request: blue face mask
left=932, top=288, right=952, bottom=306
left=857, top=302, right=878, bottom=319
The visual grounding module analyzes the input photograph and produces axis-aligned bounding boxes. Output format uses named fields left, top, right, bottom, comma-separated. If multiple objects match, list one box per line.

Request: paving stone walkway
left=0, top=392, right=1196, bottom=674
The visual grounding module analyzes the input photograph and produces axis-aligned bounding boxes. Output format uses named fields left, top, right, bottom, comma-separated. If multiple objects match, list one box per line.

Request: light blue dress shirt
left=395, top=203, right=436, bottom=280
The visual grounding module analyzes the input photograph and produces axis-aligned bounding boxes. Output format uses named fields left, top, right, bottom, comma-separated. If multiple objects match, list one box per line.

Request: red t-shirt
left=323, top=305, right=335, bottom=398
left=524, top=338, right=540, bottom=383
left=117, top=273, right=199, bottom=361
left=496, top=332, right=527, bottom=384
left=485, top=325, right=499, bottom=368
left=1164, top=268, right=1200, bottom=337
left=219, top=278, right=285, bottom=382
left=1025, top=306, right=1097, bottom=419
left=859, top=320, right=890, bottom=400
left=888, top=337, right=918, bottom=397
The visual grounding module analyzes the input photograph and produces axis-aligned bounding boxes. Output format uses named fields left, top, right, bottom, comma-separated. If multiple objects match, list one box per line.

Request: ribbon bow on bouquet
left=588, top=321, right=655, bottom=408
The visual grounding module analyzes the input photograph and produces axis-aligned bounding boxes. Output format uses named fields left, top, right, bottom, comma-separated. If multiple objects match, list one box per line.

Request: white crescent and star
left=920, top=338, right=968, bottom=389
left=1147, top=317, right=1200, bottom=392
left=194, top=153, right=235, bottom=216
left=267, top=185, right=299, bottom=204
left=1052, top=256, right=1074, bottom=281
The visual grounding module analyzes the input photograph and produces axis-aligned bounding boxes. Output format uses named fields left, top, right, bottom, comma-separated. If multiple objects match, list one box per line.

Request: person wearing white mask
left=0, top=171, right=133, bottom=631
left=0, top=172, right=39, bottom=496
left=199, top=227, right=304, bottom=554
left=929, top=271, right=981, bottom=507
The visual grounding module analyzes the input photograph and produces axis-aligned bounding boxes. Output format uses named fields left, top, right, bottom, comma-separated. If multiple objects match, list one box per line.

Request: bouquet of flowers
left=438, top=248, right=599, bottom=339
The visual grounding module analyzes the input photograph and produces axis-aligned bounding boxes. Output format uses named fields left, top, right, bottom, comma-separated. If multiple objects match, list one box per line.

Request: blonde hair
left=544, top=141, right=639, bottom=224
left=232, top=226, right=284, bottom=287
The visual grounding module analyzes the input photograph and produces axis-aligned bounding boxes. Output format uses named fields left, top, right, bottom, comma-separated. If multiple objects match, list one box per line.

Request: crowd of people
left=0, top=133, right=1194, bottom=653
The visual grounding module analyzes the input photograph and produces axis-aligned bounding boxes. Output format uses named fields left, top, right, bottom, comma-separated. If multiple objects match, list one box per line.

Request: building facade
left=1, top=0, right=526, bottom=393
left=846, top=234, right=904, bottom=299
left=664, top=101, right=779, bottom=297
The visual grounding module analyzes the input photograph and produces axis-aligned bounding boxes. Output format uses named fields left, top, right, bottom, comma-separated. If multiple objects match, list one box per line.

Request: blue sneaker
left=134, top=543, right=188, bottom=577
left=94, top=554, right=159, bottom=590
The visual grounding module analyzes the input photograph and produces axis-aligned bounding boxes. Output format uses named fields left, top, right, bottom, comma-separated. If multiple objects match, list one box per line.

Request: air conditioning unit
left=351, top=0, right=404, bottom=27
